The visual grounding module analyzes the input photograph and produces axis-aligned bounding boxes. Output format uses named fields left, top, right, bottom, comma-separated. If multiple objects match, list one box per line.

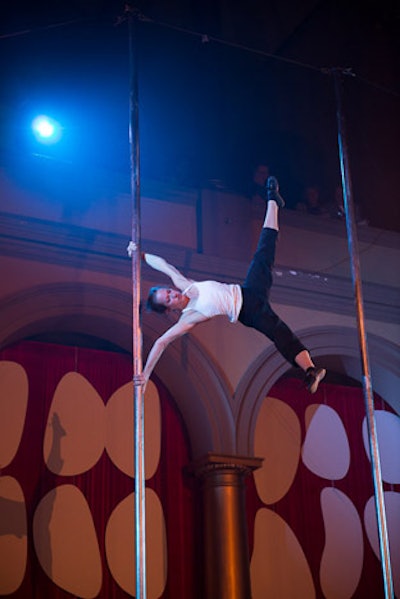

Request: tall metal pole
left=127, top=7, right=147, bottom=599
left=332, top=68, right=394, bottom=599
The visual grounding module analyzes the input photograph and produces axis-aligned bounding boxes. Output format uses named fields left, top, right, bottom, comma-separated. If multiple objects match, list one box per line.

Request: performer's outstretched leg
left=239, top=176, right=326, bottom=393
left=241, top=196, right=279, bottom=297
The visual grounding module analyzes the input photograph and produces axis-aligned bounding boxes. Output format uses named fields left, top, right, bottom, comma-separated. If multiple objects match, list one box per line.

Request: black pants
left=238, top=227, right=306, bottom=365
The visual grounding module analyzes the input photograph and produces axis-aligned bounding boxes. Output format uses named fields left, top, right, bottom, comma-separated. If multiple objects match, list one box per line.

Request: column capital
left=188, top=452, right=263, bottom=479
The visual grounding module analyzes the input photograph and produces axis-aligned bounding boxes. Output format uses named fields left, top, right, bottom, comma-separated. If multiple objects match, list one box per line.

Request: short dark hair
left=146, top=286, right=167, bottom=313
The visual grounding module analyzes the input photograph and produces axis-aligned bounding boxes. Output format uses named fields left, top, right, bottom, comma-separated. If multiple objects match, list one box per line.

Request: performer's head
left=146, top=286, right=186, bottom=313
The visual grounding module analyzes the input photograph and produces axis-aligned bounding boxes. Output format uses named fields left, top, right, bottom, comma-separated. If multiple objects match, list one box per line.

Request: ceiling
left=1, top=1, right=399, bottom=230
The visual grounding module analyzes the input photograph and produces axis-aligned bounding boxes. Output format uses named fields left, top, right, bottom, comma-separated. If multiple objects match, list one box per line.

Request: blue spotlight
left=32, top=115, right=62, bottom=144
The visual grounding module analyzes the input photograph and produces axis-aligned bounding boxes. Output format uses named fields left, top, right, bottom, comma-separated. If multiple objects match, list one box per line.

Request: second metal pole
left=333, top=68, right=394, bottom=599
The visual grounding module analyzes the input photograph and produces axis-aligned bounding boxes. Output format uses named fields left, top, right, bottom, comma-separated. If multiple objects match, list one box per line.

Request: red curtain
left=0, top=340, right=197, bottom=599
left=246, top=377, right=399, bottom=599
left=2, top=340, right=398, bottom=598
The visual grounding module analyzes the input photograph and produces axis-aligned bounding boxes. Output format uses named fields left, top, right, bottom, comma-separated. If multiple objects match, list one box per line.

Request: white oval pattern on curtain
left=0, top=363, right=166, bottom=598
left=253, top=391, right=400, bottom=599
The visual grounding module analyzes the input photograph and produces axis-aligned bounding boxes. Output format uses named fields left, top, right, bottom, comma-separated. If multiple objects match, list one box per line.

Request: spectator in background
left=250, top=164, right=270, bottom=198
left=329, top=185, right=345, bottom=220
left=296, top=184, right=329, bottom=217
left=329, top=185, right=368, bottom=226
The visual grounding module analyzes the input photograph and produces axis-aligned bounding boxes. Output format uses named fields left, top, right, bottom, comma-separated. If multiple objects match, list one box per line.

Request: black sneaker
left=304, top=367, right=326, bottom=394
left=267, top=176, right=285, bottom=208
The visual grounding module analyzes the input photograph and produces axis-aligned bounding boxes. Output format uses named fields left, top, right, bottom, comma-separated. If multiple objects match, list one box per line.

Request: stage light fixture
left=32, top=115, right=62, bottom=144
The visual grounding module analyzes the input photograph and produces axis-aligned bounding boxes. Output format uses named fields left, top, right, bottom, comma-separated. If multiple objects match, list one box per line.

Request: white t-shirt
left=183, top=281, right=242, bottom=323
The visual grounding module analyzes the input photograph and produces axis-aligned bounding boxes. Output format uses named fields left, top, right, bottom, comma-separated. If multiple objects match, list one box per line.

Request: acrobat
left=128, top=176, right=326, bottom=393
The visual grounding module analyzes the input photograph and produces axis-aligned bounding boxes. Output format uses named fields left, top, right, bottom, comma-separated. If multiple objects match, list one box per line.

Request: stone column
left=190, top=453, right=263, bottom=599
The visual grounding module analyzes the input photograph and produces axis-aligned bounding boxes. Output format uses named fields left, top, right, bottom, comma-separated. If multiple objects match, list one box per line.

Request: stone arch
left=141, top=315, right=236, bottom=458
left=0, top=282, right=235, bottom=459
left=0, top=282, right=133, bottom=351
left=235, top=325, right=400, bottom=456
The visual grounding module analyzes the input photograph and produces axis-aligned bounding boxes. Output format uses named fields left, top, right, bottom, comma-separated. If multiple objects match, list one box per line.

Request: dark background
left=1, top=1, right=399, bottom=229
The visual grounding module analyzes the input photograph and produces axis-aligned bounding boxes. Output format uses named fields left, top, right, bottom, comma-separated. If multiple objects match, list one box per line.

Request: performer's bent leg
left=240, top=302, right=305, bottom=365
left=268, top=316, right=326, bottom=392
left=240, top=303, right=326, bottom=393
left=263, top=316, right=307, bottom=366
left=266, top=318, right=326, bottom=393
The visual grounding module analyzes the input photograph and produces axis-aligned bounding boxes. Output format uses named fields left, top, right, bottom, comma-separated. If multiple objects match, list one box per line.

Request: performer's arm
left=144, top=253, right=194, bottom=291
left=142, top=310, right=207, bottom=388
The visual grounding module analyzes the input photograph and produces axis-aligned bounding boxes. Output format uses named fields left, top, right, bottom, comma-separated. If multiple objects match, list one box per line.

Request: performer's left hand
left=133, top=372, right=147, bottom=391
